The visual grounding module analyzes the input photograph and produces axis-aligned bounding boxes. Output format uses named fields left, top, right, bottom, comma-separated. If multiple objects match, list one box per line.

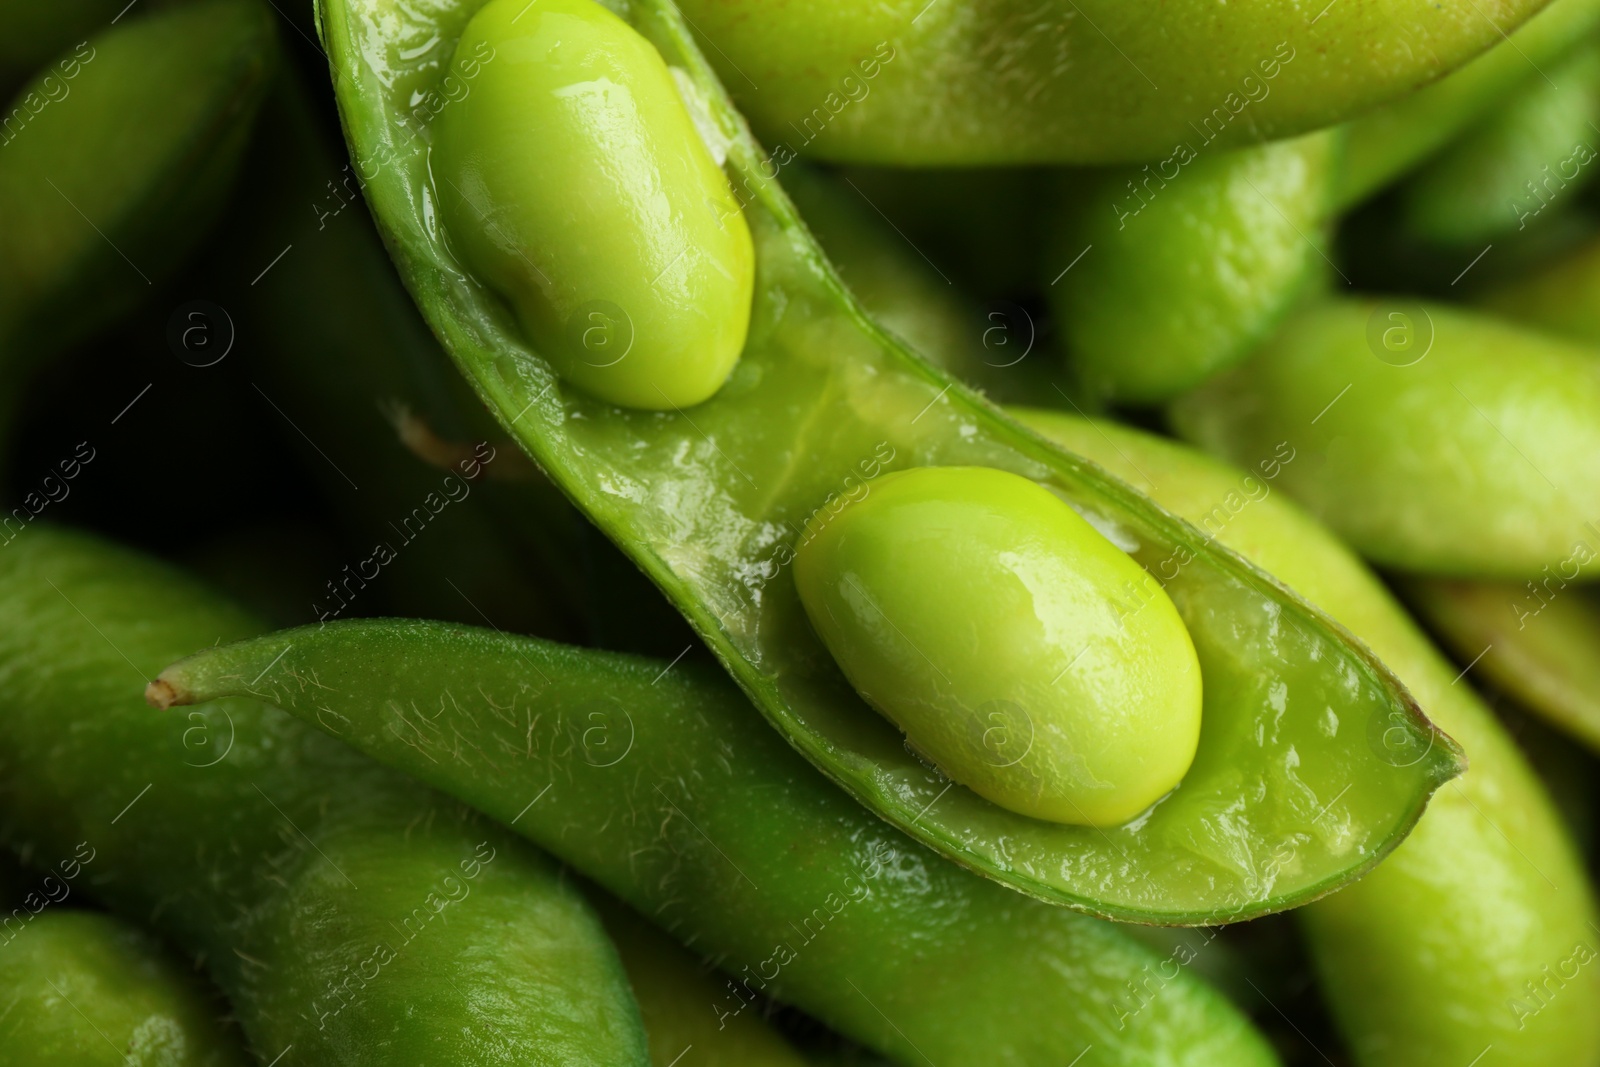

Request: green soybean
left=153, top=618, right=1280, bottom=1067
left=320, top=0, right=1458, bottom=921
left=671, top=0, right=1546, bottom=164
left=1046, top=131, right=1336, bottom=404
left=431, top=0, right=754, bottom=409
left=794, top=465, right=1202, bottom=827
left=1016, top=408, right=1600, bottom=1067
left=0, top=0, right=275, bottom=398
left=1398, top=38, right=1600, bottom=246
left=1334, top=0, right=1600, bottom=208
left=1169, top=297, right=1600, bottom=579
left=0, top=527, right=650, bottom=1065
left=0, top=910, right=246, bottom=1067
left=1405, top=579, right=1600, bottom=754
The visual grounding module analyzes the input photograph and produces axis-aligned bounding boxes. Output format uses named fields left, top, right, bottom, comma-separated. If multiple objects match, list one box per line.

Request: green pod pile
left=320, top=0, right=1460, bottom=924
left=0, top=909, right=247, bottom=1067
left=0, top=527, right=650, bottom=1065
left=151, top=623, right=1281, bottom=1067
left=1016, top=409, right=1600, bottom=1067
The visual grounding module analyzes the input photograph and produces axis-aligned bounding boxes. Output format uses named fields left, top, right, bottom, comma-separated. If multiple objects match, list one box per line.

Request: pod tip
left=144, top=677, right=182, bottom=710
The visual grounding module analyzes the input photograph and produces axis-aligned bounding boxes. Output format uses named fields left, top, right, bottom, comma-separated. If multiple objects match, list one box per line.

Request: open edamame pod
left=0, top=909, right=247, bottom=1067
left=1045, top=131, right=1337, bottom=404
left=152, top=620, right=1280, bottom=1067
left=320, top=0, right=1460, bottom=922
left=0, top=0, right=276, bottom=396
left=1170, top=298, right=1600, bottom=579
left=1397, top=38, right=1600, bottom=246
left=0, top=527, right=651, bottom=1066
left=670, top=0, right=1547, bottom=165
left=1334, top=0, right=1600, bottom=208
left=1405, top=578, right=1600, bottom=754
left=1016, top=409, right=1600, bottom=1067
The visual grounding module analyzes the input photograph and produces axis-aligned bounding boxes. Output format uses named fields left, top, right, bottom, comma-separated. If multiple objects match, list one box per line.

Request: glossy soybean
left=794, top=465, right=1202, bottom=826
left=1170, top=298, right=1600, bottom=579
left=0, top=910, right=246, bottom=1067
left=1017, top=408, right=1600, bottom=1067
left=431, top=0, right=753, bottom=409
left=320, top=0, right=1457, bottom=922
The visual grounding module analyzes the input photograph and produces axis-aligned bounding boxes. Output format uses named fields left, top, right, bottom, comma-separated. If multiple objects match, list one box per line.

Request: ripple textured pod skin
left=1017, top=408, right=1600, bottom=1067
left=0, top=910, right=248, bottom=1067
left=672, top=0, right=1551, bottom=165
left=0, top=527, right=650, bottom=1066
left=153, top=626, right=1282, bottom=1067
left=1168, top=297, right=1600, bottom=579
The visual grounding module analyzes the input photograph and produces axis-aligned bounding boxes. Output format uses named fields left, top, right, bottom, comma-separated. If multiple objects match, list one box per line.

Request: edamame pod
left=1398, top=39, right=1600, bottom=246
left=1169, top=298, right=1600, bottom=579
left=1478, top=231, right=1600, bottom=341
left=672, top=0, right=1547, bottom=165
left=1016, top=408, right=1600, bottom=1067
left=0, top=910, right=247, bottom=1067
left=1334, top=0, right=1600, bottom=208
left=595, top=896, right=812, bottom=1067
left=793, top=465, right=1203, bottom=827
left=320, top=0, right=1460, bottom=922
left=430, top=0, right=754, bottom=409
left=152, top=619, right=1280, bottom=1067
left=1045, top=132, right=1337, bottom=404
left=1405, top=578, right=1600, bottom=753
left=0, top=527, right=651, bottom=1066
left=0, top=0, right=275, bottom=414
